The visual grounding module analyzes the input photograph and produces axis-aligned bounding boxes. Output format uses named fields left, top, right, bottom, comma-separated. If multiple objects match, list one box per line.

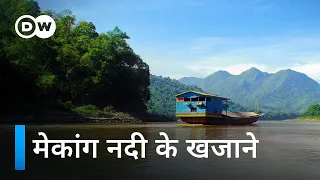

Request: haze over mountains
left=179, top=68, right=320, bottom=112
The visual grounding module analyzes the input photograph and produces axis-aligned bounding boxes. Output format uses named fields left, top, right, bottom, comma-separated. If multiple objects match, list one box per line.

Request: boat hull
left=180, top=116, right=259, bottom=125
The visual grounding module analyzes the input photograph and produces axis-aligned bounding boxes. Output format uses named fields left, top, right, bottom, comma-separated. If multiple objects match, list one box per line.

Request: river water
left=1, top=121, right=320, bottom=180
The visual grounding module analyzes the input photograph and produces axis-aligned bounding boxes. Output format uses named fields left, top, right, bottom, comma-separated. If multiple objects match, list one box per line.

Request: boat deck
left=222, top=111, right=260, bottom=118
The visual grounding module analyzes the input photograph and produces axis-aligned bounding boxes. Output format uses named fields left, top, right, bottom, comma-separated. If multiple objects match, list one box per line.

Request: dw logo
left=15, top=15, right=56, bottom=39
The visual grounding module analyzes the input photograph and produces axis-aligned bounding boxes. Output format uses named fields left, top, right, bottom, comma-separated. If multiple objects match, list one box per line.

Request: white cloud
left=182, top=36, right=320, bottom=81
left=185, top=62, right=320, bottom=83
left=131, top=35, right=320, bottom=83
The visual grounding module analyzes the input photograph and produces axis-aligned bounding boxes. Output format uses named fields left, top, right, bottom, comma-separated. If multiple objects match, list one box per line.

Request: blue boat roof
left=175, top=90, right=230, bottom=100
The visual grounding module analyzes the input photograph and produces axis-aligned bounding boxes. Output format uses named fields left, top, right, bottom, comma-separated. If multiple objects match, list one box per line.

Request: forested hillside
left=179, top=68, right=320, bottom=112
left=0, top=0, right=150, bottom=117
left=147, top=75, right=201, bottom=118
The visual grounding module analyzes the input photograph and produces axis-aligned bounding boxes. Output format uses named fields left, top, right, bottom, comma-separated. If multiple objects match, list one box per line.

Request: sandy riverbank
left=285, top=119, right=320, bottom=122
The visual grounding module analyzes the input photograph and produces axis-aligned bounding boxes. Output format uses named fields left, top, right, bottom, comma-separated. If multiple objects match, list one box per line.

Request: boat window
left=184, top=98, right=190, bottom=101
left=190, top=108, right=197, bottom=112
left=191, top=98, right=198, bottom=101
left=199, top=97, right=205, bottom=101
left=206, top=98, right=211, bottom=102
left=177, top=97, right=184, bottom=102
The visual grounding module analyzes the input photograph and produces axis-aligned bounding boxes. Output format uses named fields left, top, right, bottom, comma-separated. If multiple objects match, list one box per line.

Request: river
left=1, top=121, right=320, bottom=180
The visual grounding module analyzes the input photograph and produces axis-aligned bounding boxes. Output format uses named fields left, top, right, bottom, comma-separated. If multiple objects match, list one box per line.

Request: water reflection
left=178, top=124, right=259, bottom=140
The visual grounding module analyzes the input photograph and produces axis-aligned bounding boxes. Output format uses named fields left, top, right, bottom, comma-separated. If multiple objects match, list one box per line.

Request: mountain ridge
left=178, top=68, right=320, bottom=112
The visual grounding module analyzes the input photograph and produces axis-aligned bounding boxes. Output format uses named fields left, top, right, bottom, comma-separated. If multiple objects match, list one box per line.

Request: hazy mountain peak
left=241, top=67, right=262, bottom=75
left=201, top=70, right=230, bottom=80
left=274, top=69, right=308, bottom=78
left=272, top=69, right=320, bottom=86
left=178, top=77, right=202, bottom=85
left=213, top=70, right=232, bottom=76
left=277, top=69, right=299, bottom=74
left=179, top=76, right=200, bottom=79
left=239, top=67, right=267, bottom=80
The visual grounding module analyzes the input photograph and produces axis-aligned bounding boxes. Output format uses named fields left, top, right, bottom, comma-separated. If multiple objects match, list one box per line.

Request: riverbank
left=286, top=116, right=320, bottom=122
left=0, top=111, right=134, bottom=123
left=287, top=120, right=320, bottom=122
left=0, top=109, right=174, bottom=124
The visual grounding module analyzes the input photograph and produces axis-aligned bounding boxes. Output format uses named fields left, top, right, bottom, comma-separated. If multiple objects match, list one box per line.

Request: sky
left=38, top=0, right=320, bottom=82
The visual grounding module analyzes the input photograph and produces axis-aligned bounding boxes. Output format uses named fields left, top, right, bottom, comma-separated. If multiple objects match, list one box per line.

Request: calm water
left=1, top=121, right=320, bottom=180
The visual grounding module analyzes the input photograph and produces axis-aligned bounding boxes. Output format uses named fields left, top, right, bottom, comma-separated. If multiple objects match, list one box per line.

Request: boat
left=175, top=90, right=262, bottom=125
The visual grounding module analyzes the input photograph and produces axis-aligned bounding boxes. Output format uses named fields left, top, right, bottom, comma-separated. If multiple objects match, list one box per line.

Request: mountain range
left=178, top=68, right=320, bottom=112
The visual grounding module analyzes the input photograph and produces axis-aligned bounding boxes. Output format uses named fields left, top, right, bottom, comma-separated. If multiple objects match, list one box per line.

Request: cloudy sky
left=38, top=0, right=320, bottom=82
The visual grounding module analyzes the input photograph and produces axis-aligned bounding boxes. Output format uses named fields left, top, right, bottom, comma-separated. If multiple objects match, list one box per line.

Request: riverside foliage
left=298, top=104, right=320, bottom=120
left=0, top=0, right=150, bottom=116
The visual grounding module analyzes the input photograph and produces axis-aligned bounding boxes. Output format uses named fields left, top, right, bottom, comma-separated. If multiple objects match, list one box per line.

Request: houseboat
left=176, top=90, right=261, bottom=125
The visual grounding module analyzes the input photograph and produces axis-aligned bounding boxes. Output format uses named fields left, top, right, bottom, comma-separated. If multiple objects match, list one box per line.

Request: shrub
left=73, top=104, right=133, bottom=119
left=74, top=104, right=99, bottom=111
left=104, top=105, right=115, bottom=113
left=57, top=100, right=75, bottom=111
left=73, top=105, right=104, bottom=118
left=304, top=104, right=320, bottom=117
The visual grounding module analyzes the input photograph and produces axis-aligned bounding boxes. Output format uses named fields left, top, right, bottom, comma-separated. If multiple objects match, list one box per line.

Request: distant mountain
left=196, top=70, right=232, bottom=90
left=148, top=75, right=247, bottom=118
left=178, top=77, right=202, bottom=85
left=178, top=68, right=320, bottom=112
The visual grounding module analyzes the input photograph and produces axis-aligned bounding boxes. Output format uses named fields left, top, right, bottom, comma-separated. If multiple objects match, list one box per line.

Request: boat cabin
left=175, top=90, right=230, bottom=118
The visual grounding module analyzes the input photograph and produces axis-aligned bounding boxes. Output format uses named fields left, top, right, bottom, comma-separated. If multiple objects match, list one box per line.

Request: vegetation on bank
left=297, top=116, right=320, bottom=120
left=296, top=104, right=320, bottom=120
left=258, top=111, right=301, bottom=120
left=58, top=102, right=133, bottom=119
left=0, top=0, right=150, bottom=121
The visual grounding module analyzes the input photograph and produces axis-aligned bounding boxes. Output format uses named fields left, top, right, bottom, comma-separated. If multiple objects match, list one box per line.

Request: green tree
left=0, top=1, right=151, bottom=118
left=304, top=104, right=320, bottom=117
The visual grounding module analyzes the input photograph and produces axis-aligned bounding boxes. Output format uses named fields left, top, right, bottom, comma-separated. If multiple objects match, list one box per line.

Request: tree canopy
left=303, top=104, right=320, bottom=117
left=0, top=0, right=150, bottom=116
